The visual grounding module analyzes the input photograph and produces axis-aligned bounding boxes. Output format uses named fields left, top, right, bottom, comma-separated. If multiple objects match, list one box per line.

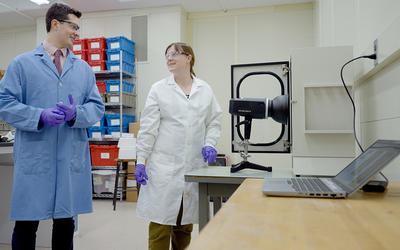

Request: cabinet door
left=291, top=46, right=355, bottom=175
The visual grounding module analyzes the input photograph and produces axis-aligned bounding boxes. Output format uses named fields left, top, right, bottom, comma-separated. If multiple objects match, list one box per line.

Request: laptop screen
left=334, top=140, right=400, bottom=193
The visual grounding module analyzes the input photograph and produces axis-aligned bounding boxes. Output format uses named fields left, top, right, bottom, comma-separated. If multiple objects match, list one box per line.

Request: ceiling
left=0, top=0, right=312, bottom=29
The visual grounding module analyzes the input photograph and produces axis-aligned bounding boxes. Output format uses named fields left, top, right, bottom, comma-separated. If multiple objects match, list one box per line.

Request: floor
left=0, top=200, right=199, bottom=250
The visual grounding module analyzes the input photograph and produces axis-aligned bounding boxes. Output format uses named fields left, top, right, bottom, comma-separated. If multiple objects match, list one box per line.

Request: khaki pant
left=149, top=222, right=193, bottom=250
left=148, top=198, right=193, bottom=250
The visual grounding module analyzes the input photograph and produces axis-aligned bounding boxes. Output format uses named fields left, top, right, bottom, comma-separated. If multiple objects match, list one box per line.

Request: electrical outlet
left=373, top=39, right=378, bottom=66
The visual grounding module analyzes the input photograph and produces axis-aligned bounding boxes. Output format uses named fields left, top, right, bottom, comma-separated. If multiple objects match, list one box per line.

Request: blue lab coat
left=0, top=44, right=104, bottom=220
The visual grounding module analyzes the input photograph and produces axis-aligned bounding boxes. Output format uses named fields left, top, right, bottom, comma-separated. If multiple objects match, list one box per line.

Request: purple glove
left=40, top=108, right=65, bottom=126
left=202, top=146, right=217, bottom=164
left=56, top=94, right=76, bottom=121
left=135, top=164, right=148, bottom=185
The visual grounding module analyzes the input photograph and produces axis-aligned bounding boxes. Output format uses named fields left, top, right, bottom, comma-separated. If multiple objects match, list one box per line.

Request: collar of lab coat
left=34, top=44, right=78, bottom=79
left=167, top=74, right=204, bottom=97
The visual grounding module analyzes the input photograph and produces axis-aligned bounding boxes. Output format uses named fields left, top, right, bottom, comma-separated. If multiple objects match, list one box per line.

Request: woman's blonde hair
left=165, top=42, right=196, bottom=77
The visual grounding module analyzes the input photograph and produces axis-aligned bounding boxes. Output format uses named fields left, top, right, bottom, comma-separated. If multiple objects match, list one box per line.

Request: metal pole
left=120, top=50, right=123, bottom=137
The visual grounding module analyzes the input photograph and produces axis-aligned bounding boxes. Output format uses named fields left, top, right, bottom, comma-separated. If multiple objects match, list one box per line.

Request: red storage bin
left=74, top=50, right=87, bottom=61
left=90, top=145, right=119, bottom=166
left=96, top=81, right=106, bottom=94
left=88, top=60, right=106, bottom=72
left=87, top=49, right=107, bottom=61
left=72, top=38, right=87, bottom=52
left=87, top=37, right=107, bottom=51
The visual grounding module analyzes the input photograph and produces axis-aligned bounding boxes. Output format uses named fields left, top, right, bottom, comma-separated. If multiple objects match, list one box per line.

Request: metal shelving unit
left=91, top=49, right=137, bottom=199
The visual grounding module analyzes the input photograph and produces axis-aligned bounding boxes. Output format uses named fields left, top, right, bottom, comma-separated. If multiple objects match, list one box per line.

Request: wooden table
left=185, top=167, right=293, bottom=231
left=188, top=179, right=400, bottom=250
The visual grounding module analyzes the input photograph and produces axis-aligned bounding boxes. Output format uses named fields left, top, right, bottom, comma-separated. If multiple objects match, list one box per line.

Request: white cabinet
left=291, top=46, right=355, bottom=176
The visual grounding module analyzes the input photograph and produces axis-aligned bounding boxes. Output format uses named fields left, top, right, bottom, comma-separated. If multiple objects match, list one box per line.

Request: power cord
left=340, top=53, right=389, bottom=190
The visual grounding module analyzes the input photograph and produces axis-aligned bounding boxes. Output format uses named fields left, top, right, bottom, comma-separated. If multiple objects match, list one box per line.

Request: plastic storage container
left=89, top=145, right=119, bottom=166
left=105, top=80, right=134, bottom=93
left=92, top=170, right=125, bottom=194
left=72, top=39, right=87, bottom=52
left=96, top=81, right=106, bottom=94
left=88, top=60, right=106, bottom=72
left=105, top=114, right=135, bottom=127
left=106, top=126, right=129, bottom=137
left=106, top=36, right=135, bottom=53
left=106, top=50, right=135, bottom=64
left=87, top=126, right=106, bottom=138
left=73, top=50, right=87, bottom=61
left=87, top=37, right=107, bottom=51
left=106, top=60, right=135, bottom=74
left=87, top=49, right=107, bottom=61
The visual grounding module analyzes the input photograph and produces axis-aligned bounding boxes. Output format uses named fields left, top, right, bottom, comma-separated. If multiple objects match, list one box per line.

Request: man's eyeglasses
left=165, top=51, right=187, bottom=59
left=58, top=20, right=80, bottom=31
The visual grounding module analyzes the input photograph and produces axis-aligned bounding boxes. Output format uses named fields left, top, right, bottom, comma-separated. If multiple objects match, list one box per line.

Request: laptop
left=262, top=140, right=400, bottom=198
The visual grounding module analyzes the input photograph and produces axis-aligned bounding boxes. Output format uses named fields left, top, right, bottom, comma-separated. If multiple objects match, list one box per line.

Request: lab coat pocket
left=148, top=152, right=176, bottom=186
left=70, top=131, right=89, bottom=173
left=19, top=141, right=51, bottom=175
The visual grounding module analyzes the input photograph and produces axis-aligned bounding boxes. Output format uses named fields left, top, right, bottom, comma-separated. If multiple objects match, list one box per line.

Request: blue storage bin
left=106, top=49, right=135, bottom=64
left=105, top=114, right=135, bottom=127
left=104, top=80, right=134, bottom=93
left=106, top=61, right=135, bottom=74
left=105, top=114, right=121, bottom=127
left=88, top=126, right=106, bottom=138
left=106, top=36, right=135, bottom=54
left=106, top=126, right=128, bottom=136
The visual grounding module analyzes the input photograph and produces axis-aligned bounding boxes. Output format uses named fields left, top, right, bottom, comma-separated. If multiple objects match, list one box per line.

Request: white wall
left=0, top=26, right=36, bottom=70
left=188, top=3, right=314, bottom=168
left=315, top=0, right=400, bottom=180
left=315, top=0, right=400, bottom=56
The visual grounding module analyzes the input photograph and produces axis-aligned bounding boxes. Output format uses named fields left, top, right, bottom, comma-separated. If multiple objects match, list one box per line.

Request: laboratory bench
left=184, top=166, right=293, bottom=231
left=188, top=178, right=400, bottom=250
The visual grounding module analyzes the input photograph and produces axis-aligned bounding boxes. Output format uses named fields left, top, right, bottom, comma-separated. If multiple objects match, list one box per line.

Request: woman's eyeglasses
left=165, top=51, right=187, bottom=59
left=58, top=20, right=80, bottom=31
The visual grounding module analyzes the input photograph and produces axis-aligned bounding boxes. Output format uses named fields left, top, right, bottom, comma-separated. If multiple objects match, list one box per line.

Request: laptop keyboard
left=289, top=178, right=332, bottom=193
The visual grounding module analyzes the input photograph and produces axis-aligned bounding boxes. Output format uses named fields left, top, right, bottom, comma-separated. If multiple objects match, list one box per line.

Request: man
left=0, top=3, right=104, bottom=250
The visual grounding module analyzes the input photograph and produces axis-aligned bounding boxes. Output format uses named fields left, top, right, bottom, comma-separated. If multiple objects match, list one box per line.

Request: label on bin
left=110, top=96, right=120, bottom=103
left=92, top=66, right=101, bottom=72
left=111, top=42, right=120, bottom=49
left=110, top=65, right=120, bottom=71
left=73, top=44, right=81, bottom=51
left=110, top=54, right=120, bottom=61
left=91, top=54, right=100, bottom=60
left=110, top=85, right=119, bottom=91
left=101, top=152, right=110, bottom=159
left=111, top=132, right=120, bottom=137
left=111, top=119, right=120, bottom=126
left=94, top=121, right=100, bottom=127
left=92, top=132, right=101, bottom=138
left=91, top=42, right=100, bottom=49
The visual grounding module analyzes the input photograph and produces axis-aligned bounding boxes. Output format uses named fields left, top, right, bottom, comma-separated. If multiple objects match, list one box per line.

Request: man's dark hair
left=46, top=3, right=82, bottom=32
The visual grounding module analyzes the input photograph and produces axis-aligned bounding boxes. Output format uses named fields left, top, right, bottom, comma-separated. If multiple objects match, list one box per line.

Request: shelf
left=304, top=130, right=353, bottom=134
left=105, top=103, right=135, bottom=109
left=89, top=138, right=118, bottom=145
left=93, top=193, right=121, bottom=199
left=92, top=166, right=124, bottom=170
left=95, top=70, right=135, bottom=79
left=304, top=83, right=352, bottom=88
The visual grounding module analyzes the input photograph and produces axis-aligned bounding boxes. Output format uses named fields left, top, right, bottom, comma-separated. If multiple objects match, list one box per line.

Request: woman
left=135, top=42, right=222, bottom=249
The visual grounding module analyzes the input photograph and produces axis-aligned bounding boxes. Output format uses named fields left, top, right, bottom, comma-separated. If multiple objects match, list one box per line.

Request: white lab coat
left=136, top=75, right=222, bottom=225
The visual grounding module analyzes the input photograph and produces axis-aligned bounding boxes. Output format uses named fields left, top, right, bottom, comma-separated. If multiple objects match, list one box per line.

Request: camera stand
left=231, top=118, right=272, bottom=173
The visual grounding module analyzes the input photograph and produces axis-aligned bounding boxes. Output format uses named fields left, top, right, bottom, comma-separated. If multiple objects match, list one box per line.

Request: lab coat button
left=58, top=82, right=62, bottom=86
